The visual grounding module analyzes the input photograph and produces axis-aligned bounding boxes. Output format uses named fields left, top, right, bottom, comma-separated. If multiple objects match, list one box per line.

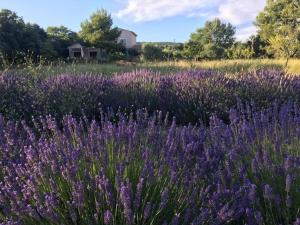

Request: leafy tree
left=256, top=0, right=300, bottom=65
left=79, top=9, right=120, bottom=50
left=185, top=18, right=235, bottom=60
left=141, top=43, right=163, bottom=61
left=268, top=30, right=300, bottom=66
left=0, top=9, right=26, bottom=60
left=40, top=39, right=58, bottom=59
left=47, top=26, right=78, bottom=41
left=183, top=41, right=203, bottom=60
left=246, top=35, right=267, bottom=58
left=0, top=9, right=55, bottom=62
left=22, top=23, right=48, bottom=56
left=228, top=42, right=254, bottom=59
left=47, top=26, right=79, bottom=58
left=162, top=44, right=184, bottom=61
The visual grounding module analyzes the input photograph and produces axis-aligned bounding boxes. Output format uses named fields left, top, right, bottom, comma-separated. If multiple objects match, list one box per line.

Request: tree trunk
left=285, top=57, right=290, bottom=68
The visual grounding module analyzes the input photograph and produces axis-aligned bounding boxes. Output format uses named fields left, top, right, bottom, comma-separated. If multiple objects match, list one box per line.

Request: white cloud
left=117, top=0, right=219, bottom=22
left=218, top=0, right=266, bottom=25
left=117, top=0, right=266, bottom=39
left=236, top=25, right=258, bottom=41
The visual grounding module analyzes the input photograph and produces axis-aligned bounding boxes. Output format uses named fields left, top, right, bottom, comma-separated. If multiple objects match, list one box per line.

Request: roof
left=67, top=43, right=83, bottom=49
left=118, top=28, right=137, bottom=37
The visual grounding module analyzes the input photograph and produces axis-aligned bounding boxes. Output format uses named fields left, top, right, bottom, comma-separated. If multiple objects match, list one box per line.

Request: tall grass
left=144, top=59, right=300, bottom=75
left=3, top=59, right=300, bottom=77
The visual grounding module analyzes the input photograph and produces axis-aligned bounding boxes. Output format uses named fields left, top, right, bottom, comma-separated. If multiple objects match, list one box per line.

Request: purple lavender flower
left=284, top=156, right=294, bottom=171
left=251, top=159, right=259, bottom=174
left=254, top=211, right=263, bottom=225
left=286, top=195, right=292, bottom=208
left=294, top=218, right=300, bottom=225
left=286, top=174, right=293, bottom=193
left=134, top=178, right=144, bottom=209
left=143, top=202, right=152, bottom=221
left=263, top=184, right=273, bottom=200
left=248, top=184, right=257, bottom=203
left=104, top=210, right=113, bottom=224
left=120, top=182, right=133, bottom=224
left=159, top=188, right=169, bottom=210
left=171, top=213, right=180, bottom=225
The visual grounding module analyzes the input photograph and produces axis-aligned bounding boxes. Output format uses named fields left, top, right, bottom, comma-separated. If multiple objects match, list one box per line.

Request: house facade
left=67, top=43, right=106, bottom=60
left=117, top=28, right=137, bottom=49
left=68, top=28, right=137, bottom=60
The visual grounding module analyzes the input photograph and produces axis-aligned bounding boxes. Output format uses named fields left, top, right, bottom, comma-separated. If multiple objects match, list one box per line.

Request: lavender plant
left=1, top=69, right=300, bottom=124
left=1, top=103, right=300, bottom=224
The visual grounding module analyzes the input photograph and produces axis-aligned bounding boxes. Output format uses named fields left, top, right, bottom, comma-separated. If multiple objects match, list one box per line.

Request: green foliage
left=185, top=18, right=235, bottom=60
left=0, top=9, right=26, bottom=61
left=47, top=26, right=80, bottom=58
left=141, top=44, right=163, bottom=61
left=256, top=0, right=300, bottom=62
left=228, top=42, right=254, bottom=59
left=246, top=35, right=267, bottom=58
left=0, top=9, right=88, bottom=61
left=79, top=9, right=120, bottom=50
left=256, top=0, right=300, bottom=42
left=268, top=28, right=300, bottom=66
left=162, top=44, right=184, bottom=61
left=127, top=48, right=140, bottom=61
left=22, top=23, right=48, bottom=56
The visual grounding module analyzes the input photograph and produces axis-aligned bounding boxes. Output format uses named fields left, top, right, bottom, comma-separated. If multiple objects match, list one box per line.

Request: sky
left=0, top=0, right=267, bottom=42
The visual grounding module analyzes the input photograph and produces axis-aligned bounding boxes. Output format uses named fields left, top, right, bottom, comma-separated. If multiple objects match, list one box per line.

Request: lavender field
left=1, top=69, right=300, bottom=224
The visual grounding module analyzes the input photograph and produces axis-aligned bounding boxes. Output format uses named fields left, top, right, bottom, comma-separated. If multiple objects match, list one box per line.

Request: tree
left=22, top=23, right=48, bottom=56
left=141, top=43, right=163, bottom=61
left=256, top=0, right=300, bottom=65
left=183, top=41, right=203, bottom=60
left=47, top=26, right=78, bottom=41
left=0, top=9, right=54, bottom=62
left=47, top=26, right=79, bottom=58
left=246, top=35, right=267, bottom=58
left=268, top=30, right=300, bottom=67
left=228, top=42, right=254, bottom=59
left=0, top=9, right=26, bottom=60
left=79, top=9, right=120, bottom=50
left=162, top=44, right=184, bottom=61
left=185, top=18, right=235, bottom=60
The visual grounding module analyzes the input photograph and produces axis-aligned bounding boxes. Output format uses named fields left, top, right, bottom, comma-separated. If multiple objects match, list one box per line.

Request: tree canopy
left=185, top=19, right=235, bottom=60
left=256, top=0, right=300, bottom=64
left=79, top=9, right=120, bottom=49
left=0, top=9, right=55, bottom=61
left=47, top=26, right=80, bottom=58
left=0, top=9, right=26, bottom=60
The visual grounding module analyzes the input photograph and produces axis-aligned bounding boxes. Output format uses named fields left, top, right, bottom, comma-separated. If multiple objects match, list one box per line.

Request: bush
left=127, top=48, right=140, bottom=61
left=141, top=44, right=163, bottom=61
left=228, top=42, right=254, bottom=59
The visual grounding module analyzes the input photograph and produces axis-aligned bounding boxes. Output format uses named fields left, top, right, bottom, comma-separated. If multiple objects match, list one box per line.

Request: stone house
left=68, top=28, right=137, bottom=60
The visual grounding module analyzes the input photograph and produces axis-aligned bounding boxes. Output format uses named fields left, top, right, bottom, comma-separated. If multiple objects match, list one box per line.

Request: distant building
left=67, top=43, right=106, bottom=60
left=117, top=28, right=137, bottom=49
left=67, top=28, right=138, bottom=60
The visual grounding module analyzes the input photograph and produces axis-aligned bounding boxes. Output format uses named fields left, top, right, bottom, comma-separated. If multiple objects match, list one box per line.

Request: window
left=90, top=51, right=97, bottom=59
left=73, top=51, right=81, bottom=58
left=120, top=39, right=127, bottom=46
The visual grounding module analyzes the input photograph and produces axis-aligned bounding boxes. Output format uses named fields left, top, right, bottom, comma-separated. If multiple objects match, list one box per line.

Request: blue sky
left=0, top=0, right=266, bottom=42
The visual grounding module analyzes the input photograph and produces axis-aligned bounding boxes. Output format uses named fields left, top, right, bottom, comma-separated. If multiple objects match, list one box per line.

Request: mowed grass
left=2, top=59, right=300, bottom=77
